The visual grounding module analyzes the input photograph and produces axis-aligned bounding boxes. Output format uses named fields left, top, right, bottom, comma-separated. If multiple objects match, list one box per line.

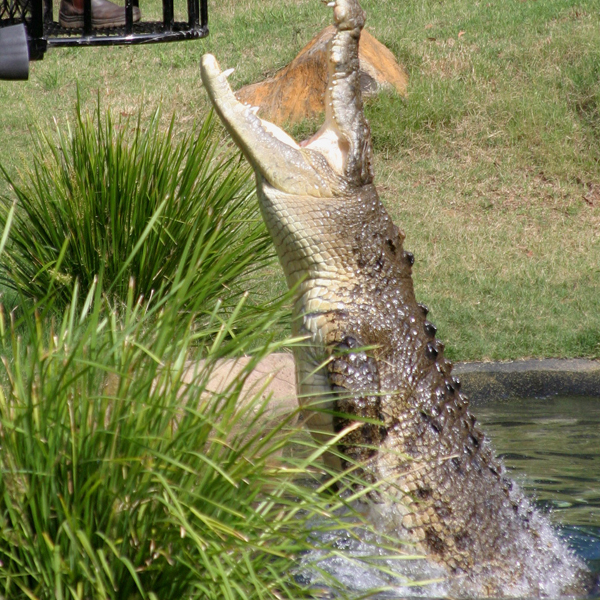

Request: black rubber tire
left=0, top=23, right=29, bottom=81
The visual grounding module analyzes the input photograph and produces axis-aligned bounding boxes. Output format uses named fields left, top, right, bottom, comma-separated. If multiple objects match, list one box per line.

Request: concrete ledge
left=453, top=359, right=600, bottom=405
left=196, top=355, right=600, bottom=410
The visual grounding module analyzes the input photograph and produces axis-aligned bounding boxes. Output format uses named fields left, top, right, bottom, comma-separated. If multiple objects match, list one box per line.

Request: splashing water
left=298, top=396, right=600, bottom=598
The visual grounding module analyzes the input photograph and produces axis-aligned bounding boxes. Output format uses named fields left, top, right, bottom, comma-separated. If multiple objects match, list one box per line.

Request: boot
left=59, top=0, right=141, bottom=29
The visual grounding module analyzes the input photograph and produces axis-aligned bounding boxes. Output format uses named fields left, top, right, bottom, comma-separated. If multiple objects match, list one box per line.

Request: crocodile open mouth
left=200, top=0, right=373, bottom=198
left=203, top=61, right=348, bottom=173
left=200, top=54, right=343, bottom=198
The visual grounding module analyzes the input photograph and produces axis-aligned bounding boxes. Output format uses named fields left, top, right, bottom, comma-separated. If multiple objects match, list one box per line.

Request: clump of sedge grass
left=0, top=101, right=273, bottom=316
left=0, top=171, right=421, bottom=599
left=0, top=276, right=419, bottom=599
left=0, top=278, right=286, bottom=599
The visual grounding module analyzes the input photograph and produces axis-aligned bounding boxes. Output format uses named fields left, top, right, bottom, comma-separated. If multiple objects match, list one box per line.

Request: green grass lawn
left=1, top=0, right=599, bottom=361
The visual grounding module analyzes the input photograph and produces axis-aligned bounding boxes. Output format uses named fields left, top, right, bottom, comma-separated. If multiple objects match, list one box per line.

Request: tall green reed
left=0, top=104, right=421, bottom=599
left=0, top=101, right=273, bottom=316
left=0, top=277, right=418, bottom=599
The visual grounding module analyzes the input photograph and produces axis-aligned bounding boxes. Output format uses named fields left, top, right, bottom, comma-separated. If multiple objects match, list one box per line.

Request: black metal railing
left=1, top=0, right=207, bottom=60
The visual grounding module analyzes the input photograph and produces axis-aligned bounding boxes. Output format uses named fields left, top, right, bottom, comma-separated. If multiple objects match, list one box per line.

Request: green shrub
left=0, top=102, right=273, bottom=315
left=0, top=119, right=418, bottom=598
left=0, top=271, right=416, bottom=600
left=0, top=292, right=274, bottom=598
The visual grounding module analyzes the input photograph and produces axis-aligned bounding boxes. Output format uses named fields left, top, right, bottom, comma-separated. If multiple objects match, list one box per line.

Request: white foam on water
left=297, top=486, right=590, bottom=599
left=297, top=511, right=449, bottom=598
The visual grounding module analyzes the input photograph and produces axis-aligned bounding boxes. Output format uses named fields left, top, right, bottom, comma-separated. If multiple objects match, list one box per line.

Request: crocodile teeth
left=222, top=67, right=235, bottom=78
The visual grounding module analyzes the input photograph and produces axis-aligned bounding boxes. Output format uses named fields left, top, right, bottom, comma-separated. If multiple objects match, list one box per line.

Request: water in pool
left=477, top=395, right=600, bottom=577
left=300, top=395, right=600, bottom=597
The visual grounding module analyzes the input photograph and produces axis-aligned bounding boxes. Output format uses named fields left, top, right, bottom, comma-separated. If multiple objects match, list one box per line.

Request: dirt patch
left=236, top=26, right=407, bottom=125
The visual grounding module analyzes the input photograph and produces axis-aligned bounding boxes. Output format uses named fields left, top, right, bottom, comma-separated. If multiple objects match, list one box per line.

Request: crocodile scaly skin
left=200, top=1, right=590, bottom=594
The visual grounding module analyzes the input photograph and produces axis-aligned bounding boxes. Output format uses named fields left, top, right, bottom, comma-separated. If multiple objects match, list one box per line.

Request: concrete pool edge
left=199, top=355, right=600, bottom=410
left=454, top=358, right=600, bottom=404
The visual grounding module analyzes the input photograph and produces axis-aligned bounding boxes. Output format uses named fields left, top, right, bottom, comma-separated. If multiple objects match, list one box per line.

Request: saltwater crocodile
left=200, top=1, right=590, bottom=595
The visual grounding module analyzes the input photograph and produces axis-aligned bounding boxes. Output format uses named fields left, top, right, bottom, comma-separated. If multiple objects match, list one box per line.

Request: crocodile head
left=201, top=0, right=373, bottom=199
left=200, top=0, right=388, bottom=331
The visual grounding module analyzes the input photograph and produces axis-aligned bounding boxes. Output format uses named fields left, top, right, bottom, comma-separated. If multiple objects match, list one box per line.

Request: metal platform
left=0, top=0, right=207, bottom=60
